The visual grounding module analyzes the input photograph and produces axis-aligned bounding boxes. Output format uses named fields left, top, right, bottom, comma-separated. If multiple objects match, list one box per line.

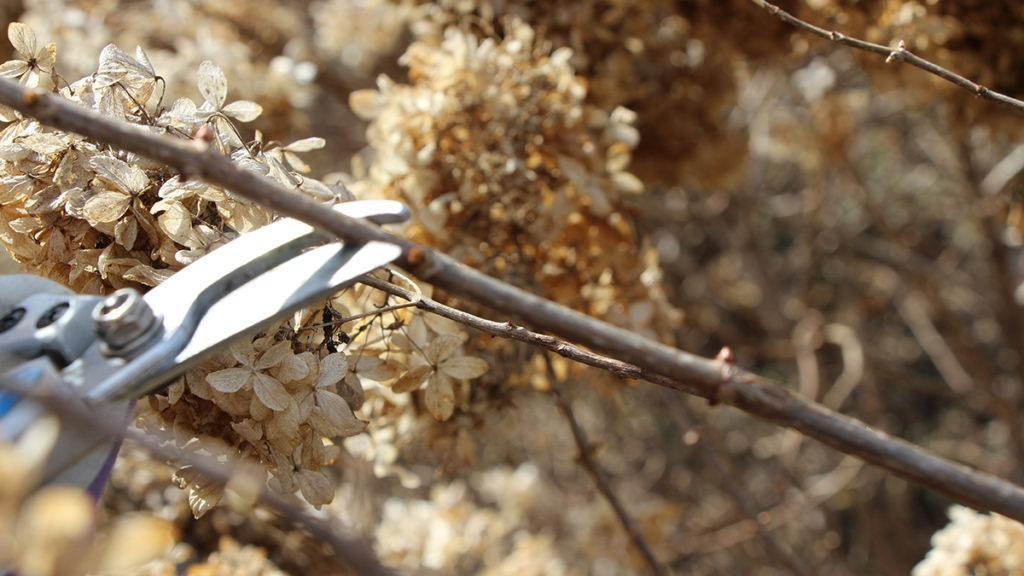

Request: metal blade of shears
left=172, top=239, right=401, bottom=375
left=81, top=200, right=408, bottom=402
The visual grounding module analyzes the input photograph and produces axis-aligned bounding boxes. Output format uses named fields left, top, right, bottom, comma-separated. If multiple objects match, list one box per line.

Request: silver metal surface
left=177, top=240, right=401, bottom=365
left=0, top=358, right=130, bottom=487
left=0, top=292, right=102, bottom=367
left=93, top=288, right=160, bottom=352
left=78, top=200, right=409, bottom=402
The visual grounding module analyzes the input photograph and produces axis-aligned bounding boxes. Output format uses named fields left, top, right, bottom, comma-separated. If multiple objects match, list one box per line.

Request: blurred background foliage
left=3, top=0, right=1024, bottom=574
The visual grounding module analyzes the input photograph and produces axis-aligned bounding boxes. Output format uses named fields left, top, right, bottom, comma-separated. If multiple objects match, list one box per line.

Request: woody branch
left=0, top=78, right=1023, bottom=524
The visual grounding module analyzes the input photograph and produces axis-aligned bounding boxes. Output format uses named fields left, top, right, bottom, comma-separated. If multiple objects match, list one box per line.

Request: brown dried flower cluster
left=350, top=19, right=678, bottom=332
left=0, top=32, right=286, bottom=292
left=3, top=0, right=1020, bottom=573
left=914, top=506, right=1024, bottom=576
left=0, top=419, right=178, bottom=576
left=0, top=22, right=488, bottom=517
left=397, top=0, right=794, bottom=189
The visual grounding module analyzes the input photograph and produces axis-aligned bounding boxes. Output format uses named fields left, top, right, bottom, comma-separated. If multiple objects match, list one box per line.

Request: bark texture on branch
left=2, top=79, right=1024, bottom=522
left=747, top=0, right=1024, bottom=113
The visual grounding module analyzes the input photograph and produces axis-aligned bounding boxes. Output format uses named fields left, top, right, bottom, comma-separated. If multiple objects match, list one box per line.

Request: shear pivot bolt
left=93, top=288, right=157, bottom=352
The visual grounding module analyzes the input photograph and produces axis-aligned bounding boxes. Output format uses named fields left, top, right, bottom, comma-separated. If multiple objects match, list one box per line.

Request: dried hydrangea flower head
left=0, top=23, right=55, bottom=89
left=0, top=23, right=488, bottom=516
left=0, top=419, right=177, bottom=575
left=399, top=0, right=789, bottom=190
left=350, top=19, right=676, bottom=333
left=914, top=505, right=1024, bottom=576
left=0, top=33, right=278, bottom=292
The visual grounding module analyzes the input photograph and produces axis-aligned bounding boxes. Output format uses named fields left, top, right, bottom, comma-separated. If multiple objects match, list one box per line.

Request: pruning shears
left=0, top=199, right=408, bottom=495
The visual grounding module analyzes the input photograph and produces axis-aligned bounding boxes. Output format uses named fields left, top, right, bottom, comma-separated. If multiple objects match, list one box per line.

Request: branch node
left=402, top=244, right=443, bottom=279
left=886, top=40, right=907, bottom=63
left=23, top=88, right=42, bottom=107
left=710, top=346, right=737, bottom=406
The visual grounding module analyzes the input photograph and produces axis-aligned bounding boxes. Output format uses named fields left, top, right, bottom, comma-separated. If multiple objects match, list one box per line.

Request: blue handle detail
left=0, top=391, right=19, bottom=417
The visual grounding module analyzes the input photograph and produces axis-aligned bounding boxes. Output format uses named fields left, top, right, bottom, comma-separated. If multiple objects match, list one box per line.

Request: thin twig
left=958, top=134, right=1024, bottom=479
left=2, top=80, right=1024, bottom=523
left=664, top=394, right=809, bottom=575
left=362, top=276, right=1024, bottom=520
left=674, top=457, right=865, bottom=562
left=4, top=379, right=395, bottom=576
left=897, top=292, right=974, bottom=395
left=697, top=424, right=812, bottom=575
left=747, top=0, right=1024, bottom=114
left=297, top=301, right=418, bottom=332
left=543, top=356, right=670, bottom=576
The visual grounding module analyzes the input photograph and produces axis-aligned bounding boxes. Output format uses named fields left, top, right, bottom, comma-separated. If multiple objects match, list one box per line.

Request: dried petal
left=221, top=100, right=262, bottom=122
left=440, top=355, right=488, bottom=379
left=153, top=199, right=194, bottom=246
left=253, top=373, right=291, bottom=411
left=256, top=341, right=292, bottom=370
left=316, top=352, right=348, bottom=388
left=424, top=373, right=455, bottom=421
left=312, top=389, right=366, bottom=437
left=230, top=419, right=264, bottom=445
left=197, top=60, right=227, bottom=109
left=7, top=23, right=36, bottom=59
left=426, top=334, right=462, bottom=364
left=296, top=470, right=333, bottom=508
left=82, top=190, right=131, bottom=223
left=206, top=367, right=252, bottom=393
left=0, top=59, right=28, bottom=79
left=391, top=364, right=432, bottom=393
left=275, top=353, right=309, bottom=383
left=284, top=137, right=325, bottom=152
left=90, top=515, right=176, bottom=574
left=90, top=155, right=148, bottom=194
